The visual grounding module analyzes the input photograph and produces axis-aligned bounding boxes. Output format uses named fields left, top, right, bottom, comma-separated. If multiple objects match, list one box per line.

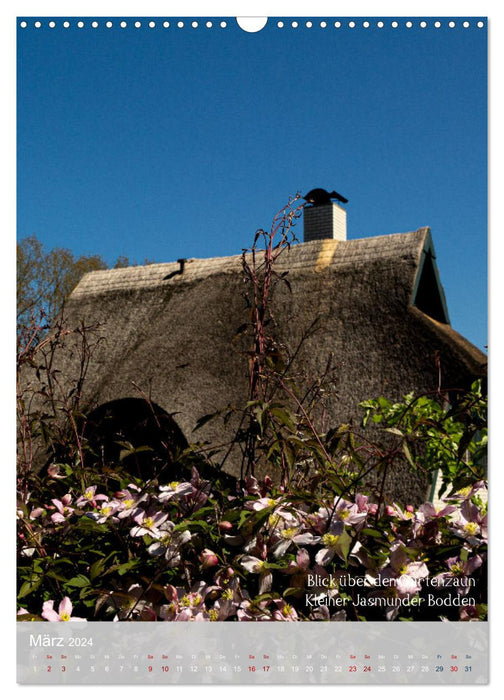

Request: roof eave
left=408, top=305, right=487, bottom=376
left=410, top=227, right=451, bottom=325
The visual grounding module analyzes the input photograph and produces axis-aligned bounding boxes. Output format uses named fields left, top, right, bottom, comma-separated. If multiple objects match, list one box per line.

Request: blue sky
left=17, top=15, right=487, bottom=350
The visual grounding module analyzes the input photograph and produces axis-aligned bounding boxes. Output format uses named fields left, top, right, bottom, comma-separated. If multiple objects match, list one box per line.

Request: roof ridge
left=70, top=229, right=430, bottom=298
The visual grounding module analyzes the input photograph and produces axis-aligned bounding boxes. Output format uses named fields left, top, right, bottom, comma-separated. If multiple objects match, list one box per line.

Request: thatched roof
left=59, top=227, right=486, bottom=504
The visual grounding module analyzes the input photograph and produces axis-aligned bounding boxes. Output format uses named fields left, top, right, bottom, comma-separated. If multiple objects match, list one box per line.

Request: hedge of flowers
left=17, top=460, right=487, bottom=622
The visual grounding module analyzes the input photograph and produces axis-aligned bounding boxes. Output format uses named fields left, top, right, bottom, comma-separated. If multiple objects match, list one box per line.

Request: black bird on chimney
left=303, top=188, right=348, bottom=206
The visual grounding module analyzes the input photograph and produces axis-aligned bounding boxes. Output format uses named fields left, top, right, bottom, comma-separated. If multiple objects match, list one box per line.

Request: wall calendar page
left=16, top=4, right=488, bottom=687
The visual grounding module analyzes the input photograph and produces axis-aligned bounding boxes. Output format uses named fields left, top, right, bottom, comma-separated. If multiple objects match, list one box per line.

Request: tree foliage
left=16, top=234, right=138, bottom=331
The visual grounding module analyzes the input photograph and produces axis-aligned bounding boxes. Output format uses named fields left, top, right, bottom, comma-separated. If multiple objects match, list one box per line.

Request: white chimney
left=303, top=201, right=347, bottom=242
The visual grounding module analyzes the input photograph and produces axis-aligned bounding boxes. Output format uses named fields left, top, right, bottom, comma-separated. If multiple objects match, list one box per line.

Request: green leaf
left=18, top=577, right=42, bottom=598
left=118, top=444, right=153, bottom=461
left=239, top=505, right=276, bottom=536
left=66, top=574, right=92, bottom=588
left=360, top=528, right=384, bottom=538
left=45, top=569, right=70, bottom=583
left=118, top=559, right=140, bottom=576
left=385, top=427, right=404, bottom=436
left=253, top=592, right=277, bottom=603
left=283, top=587, right=304, bottom=598
left=338, top=530, right=352, bottom=565
left=402, top=441, right=416, bottom=468
left=185, top=520, right=211, bottom=533
left=270, top=406, right=297, bottom=431
left=89, top=559, right=106, bottom=581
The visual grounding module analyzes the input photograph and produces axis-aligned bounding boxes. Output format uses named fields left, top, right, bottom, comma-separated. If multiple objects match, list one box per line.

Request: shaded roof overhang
left=410, top=229, right=450, bottom=324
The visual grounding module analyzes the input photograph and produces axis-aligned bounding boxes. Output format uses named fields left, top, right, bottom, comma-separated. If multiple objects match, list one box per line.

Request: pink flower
left=417, top=502, right=457, bottom=521
left=446, top=481, right=487, bottom=502
left=86, top=500, right=120, bottom=524
left=188, top=467, right=211, bottom=507
left=130, top=509, right=168, bottom=538
left=243, top=476, right=260, bottom=495
left=147, top=520, right=191, bottom=563
left=260, top=475, right=273, bottom=496
left=450, top=501, right=487, bottom=543
left=460, top=605, right=484, bottom=621
left=310, top=606, right=347, bottom=621
left=249, top=497, right=282, bottom=512
left=270, top=525, right=319, bottom=559
left=332, top=498, right=368, bottom=526
left=385, top=503, right=419, bottom=521
left=115, top=487, right=147, bottom=519
left=431, top=555, right=483, bottom=594
left=75, top=485, right=108, bottom=509
left=314, top=521, right=346, bottom=566
left=160, top=582, right=210, bottom=621
left=272, top=599, right=298, bottom=621
left=236, top=598, right=272, bottom=621
left=47, top=464, right=67, bottom=479
left=29, top=506, right=45, bottom=520
left=240, top=555, right=273, bottom=594
left=355, top=494, right=372, bottom=512
left=315, top=497, right=367, bottom=531
left=379, top=542, right=429, bottom=597
left=158, top=481, right=193, bottom=503
left=42, top=597, right=86, bottom=622
left=282, top=547, right=311, bottom=575
left=50, top=494, right=74, bottom=523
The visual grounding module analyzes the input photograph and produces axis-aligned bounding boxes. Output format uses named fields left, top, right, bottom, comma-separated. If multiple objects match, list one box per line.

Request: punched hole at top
left=236, top=17, right=268, bottom=33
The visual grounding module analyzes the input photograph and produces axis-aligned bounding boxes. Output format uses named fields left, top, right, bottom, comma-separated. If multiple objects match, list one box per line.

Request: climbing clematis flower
left=47, top=464, right=67, bottom=479
left=450, top=501, right=487, bottom=544
left=446, top=481, right=487, bottom=502
left=42, top=597, right=86, bottom=622
left=115, top=487, right=147, bottom=519
left=50, top=494, right=74, bottom=523
left=243, top=476, right=260, bottom=495
left=332, top=498, right=368, bottom=526
left=240, top=555, right=273, bottom=594
left=270, top=525, right=319, bottom=559
left=272, top=599, right=299, bottom=621
left=431, top=555, right=483, bottom=594
left=75, top=485, right=108, bottom=509
left=147, top=520, right=191, bottom=564
left=314, top=521, right=345, bottom=566
left=130, top=509, right=169, bottom=538
left=282, top=547, right=311, bottom=575
left=158, top=481, right=193, bottom=503
left=85, top=500, right=120, bottom=524
left=249, top=497, right=282, bottom=512
left=236, top=598, right=272, bottom=621
left=379, top=542, right=429, bottom=597
left=29, top=506, right=45, bottom=520
left=417, top=502, right=458, bottom=521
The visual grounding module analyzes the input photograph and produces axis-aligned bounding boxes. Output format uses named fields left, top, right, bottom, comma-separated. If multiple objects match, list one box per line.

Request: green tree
left=17, top=234, right=138, bottom=331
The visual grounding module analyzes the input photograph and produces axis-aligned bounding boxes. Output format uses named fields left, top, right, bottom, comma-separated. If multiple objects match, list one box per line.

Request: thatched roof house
left=55, top=201, right=486, bottom=504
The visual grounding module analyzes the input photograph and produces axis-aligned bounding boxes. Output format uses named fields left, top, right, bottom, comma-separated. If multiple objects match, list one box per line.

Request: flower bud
left=199, top=548, right=218, bottom=569
left=218, top=521, right=233, bottom=531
